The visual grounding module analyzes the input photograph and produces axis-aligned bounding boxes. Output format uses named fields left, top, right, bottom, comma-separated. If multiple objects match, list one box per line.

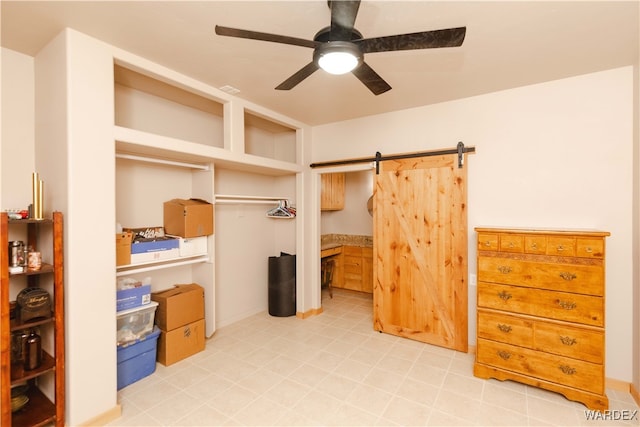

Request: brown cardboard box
left=157, top=318, right=205, bottom=366
left=163, top=198, right=214, bottom=238
left=116, top=232, right=132, bottom=266
left=151, top=284, right=204, bottom=331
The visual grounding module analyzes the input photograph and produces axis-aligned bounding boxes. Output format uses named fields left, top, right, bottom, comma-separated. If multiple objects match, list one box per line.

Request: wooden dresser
left=474, top=227, right=610, bottom=410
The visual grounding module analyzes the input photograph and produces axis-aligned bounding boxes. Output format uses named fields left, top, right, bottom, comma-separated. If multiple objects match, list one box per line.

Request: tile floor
left=109, top=289, right=640, bottom=426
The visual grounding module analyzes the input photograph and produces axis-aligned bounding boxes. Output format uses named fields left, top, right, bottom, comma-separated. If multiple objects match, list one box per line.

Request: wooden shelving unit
left=1, top=212, right=65, bottom=426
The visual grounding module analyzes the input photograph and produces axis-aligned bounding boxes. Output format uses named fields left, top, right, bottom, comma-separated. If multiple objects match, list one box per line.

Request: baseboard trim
left=80, top=403, right=121, bottom=426
left=296, top=307, right=323, bottom=319
left=630, top=383, right=640, bottom=407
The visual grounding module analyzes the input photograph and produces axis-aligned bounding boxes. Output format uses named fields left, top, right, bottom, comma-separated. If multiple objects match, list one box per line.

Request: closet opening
left=318, top=165, right=374, bottom=309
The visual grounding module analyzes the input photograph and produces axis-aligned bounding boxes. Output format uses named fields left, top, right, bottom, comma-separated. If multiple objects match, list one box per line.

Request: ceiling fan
left=215, top=0, right=466, bottom=95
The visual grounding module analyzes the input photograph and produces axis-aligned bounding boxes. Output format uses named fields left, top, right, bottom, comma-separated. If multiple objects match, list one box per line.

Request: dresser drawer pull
left=530, top=242, right=538, bottom=250
left=559, top=365, right=576, bottom=375
left=497, top=324, right=512, bottom=333
left=556, top=245, right=565, bottom=252
left=557, top=299, right=577, bottom=310
left=559, top=272, right=577, bottom=281
left=585, top=247, right=593, bottom=253
left=498, top=291, right=512, bottom=301
left=497, top=350, right=511, bottom=360
left=559, top=336, right=577, bottom=346
left=483, top=241, right=491, bottom=247
left=497, top=266, right=512, bottom=274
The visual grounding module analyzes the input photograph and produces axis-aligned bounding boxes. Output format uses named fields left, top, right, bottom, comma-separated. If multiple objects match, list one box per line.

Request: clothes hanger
left=266, top=200, right=295, bottom=218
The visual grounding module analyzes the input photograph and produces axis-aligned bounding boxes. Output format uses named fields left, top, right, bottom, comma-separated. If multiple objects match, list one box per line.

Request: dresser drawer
left=499, top=234, right=524, bottom=253
left=478, top=256, right=604, bottom=296
left=546, top=237, right=576, bottom=256
left=524, top=235, right=547, bottom=254
left=576, top=238, right=605, bottom=259
left=534, top=322, right=604, bottom=364
left=477, top=338, right=604, bottom=394
left=477, top=282, right=604, bottom=326
left=477, top=233, right=498, bottom=251
left=477, top=309, right=533, bottom=348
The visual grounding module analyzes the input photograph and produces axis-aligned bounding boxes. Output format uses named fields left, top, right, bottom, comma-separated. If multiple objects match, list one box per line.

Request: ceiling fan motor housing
left=313, top=41, right=363, bottom=74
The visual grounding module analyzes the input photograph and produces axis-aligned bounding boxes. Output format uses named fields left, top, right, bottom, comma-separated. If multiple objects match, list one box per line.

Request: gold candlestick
left=32, top=172, right=40, bottom=219
left=37, top=179, right=44, bottom=219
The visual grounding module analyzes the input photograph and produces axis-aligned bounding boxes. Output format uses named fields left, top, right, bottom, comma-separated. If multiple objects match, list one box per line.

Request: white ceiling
left=1, top=1, right=638, bottom=126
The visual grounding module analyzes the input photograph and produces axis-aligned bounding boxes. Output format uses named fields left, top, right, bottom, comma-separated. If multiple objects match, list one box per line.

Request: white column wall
left=35, top=29, right=117, bottom=425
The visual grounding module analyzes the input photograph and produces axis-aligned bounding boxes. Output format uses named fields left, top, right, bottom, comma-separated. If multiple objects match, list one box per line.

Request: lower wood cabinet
left=325, top=245, right=373, bottom=293
left=473, top=227, right=610, bottom=410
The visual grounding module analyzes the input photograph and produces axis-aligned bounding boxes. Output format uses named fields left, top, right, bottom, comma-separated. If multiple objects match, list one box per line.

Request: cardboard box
left=117, top=326, right=160, bottom=390
left=156, top=318, right=205, bottom=366
left=167, top=235, right=208, bottom=257
left=116, top=232, right=132, bottom=266
left=130, top=248, right=180, bottom=265
left=164, top=198, right=214, bottom=238
left=151, top=284, right=204, bottom=331
left=130, top=236, right=179, bottom=254
left=116, top=283, right=151, bottom=312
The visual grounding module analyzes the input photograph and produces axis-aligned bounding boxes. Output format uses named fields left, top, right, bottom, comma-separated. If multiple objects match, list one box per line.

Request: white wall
left=214, top=168, right=296, bottom=328
left=1, top=48, right=34, bottom=210
left=321, top=169, right=374, bottom=236
left=312, top=67, right=635, bottom=383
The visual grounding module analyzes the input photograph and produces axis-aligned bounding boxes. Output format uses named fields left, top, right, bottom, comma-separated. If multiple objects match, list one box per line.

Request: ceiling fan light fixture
left=314, top=42, right=362, bottom=75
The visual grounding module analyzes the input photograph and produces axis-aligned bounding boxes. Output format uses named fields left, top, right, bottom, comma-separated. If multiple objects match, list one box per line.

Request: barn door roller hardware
left=310, top=142, right=475, bottom=173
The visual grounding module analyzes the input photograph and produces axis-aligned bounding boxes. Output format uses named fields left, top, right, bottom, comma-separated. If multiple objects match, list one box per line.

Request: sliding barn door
left=373, top=153, right=468, bottom=352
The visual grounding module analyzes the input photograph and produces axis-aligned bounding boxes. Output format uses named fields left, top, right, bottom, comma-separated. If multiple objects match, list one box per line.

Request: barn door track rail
left=310, top=142, right=475, bottom=173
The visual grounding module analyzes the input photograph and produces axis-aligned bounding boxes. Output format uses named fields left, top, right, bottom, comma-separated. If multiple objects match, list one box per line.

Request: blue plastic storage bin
left=117, top=326, right=160, bottom=390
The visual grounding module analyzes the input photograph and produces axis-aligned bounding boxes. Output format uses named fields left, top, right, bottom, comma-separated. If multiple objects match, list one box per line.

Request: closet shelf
left=116, top=255, right=210, bottom=276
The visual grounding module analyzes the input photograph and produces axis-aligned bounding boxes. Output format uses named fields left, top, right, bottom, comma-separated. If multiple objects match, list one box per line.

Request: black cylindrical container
left=268, top=253, right=296, bottom=317
left=24, top=331, right=42, bottom=371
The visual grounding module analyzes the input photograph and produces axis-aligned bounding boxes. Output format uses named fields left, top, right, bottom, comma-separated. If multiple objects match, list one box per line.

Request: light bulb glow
left=318, top=51, right=359, bottom=75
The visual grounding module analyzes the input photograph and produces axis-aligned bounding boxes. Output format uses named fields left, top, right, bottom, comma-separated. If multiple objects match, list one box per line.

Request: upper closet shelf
left=115, top=126, right=302, bottom=176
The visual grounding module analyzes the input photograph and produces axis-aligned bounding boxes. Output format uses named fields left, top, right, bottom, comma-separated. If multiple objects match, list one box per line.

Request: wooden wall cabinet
left=1, top=212, right=65, bottom=426
left=473, top=227, right=609, bottom=410
left=320, top=173, right=345, bottom=211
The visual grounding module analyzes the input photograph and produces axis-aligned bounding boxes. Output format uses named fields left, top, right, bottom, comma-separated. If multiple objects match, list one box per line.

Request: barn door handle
left=559, top=272, right=577, bottom=281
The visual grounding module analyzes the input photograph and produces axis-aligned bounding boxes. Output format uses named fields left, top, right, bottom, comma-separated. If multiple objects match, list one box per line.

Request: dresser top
left=474, top=227, right=610, bottom=237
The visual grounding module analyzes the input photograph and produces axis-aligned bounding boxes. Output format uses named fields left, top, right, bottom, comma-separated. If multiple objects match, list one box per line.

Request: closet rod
left=116, top=153, right=210, bottom=170
left=215, top=194, right=291, bottom=202
left=309, top=142, right=476, bottom=169
left=215, top=199, right=288, bottom=205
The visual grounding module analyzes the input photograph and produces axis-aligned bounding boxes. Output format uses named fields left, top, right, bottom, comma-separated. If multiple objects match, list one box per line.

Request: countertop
left=321, top=234, right=373, bottom=250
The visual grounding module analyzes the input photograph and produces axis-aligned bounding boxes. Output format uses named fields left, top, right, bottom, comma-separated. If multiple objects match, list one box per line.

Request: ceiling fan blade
left=275, top=62, right=319, bottom=90
left=356, top=27, right=466, bottom=54
left=329, top=0, right=360, bottom=41
left=215, top=25, right=318, bottom=49
left=352, top=62, right=391, bottom=95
